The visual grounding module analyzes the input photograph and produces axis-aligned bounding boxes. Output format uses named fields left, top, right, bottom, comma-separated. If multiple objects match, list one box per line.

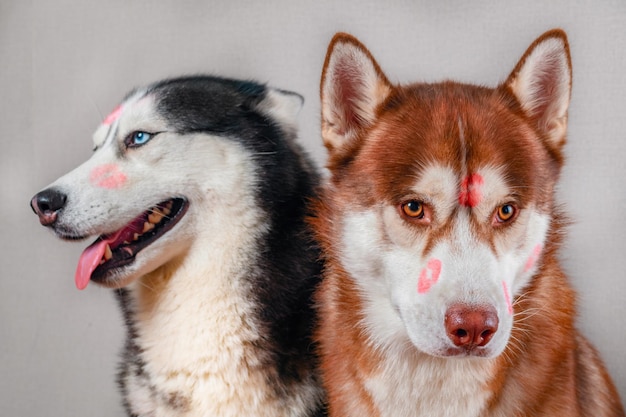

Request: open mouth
left=75, top=198, right=188, bottom=289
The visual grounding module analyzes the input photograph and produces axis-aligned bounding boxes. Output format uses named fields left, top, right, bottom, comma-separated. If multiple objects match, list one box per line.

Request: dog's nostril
left=480, top=329, right=495, bottom=341
left=31, top=188, right=67, bottom=226
left=453, top=329, right=468, bottom=338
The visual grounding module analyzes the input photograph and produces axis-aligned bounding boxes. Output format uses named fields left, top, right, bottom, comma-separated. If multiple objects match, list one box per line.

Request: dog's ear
left=258, top=88, right=304, bottom=133
left=504, top=29, right=572, bottom=153
left=320, top=33, right=392, bottom=165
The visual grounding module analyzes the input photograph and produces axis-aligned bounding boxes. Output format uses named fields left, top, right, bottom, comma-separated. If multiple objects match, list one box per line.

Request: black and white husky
left=30, top=76, right=326, bottom=416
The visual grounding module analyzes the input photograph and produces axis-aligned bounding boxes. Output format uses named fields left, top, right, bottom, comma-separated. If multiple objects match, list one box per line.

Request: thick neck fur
left=131, top=229, right=261, bottom=374
left=117, top=205, right=322, bottom=416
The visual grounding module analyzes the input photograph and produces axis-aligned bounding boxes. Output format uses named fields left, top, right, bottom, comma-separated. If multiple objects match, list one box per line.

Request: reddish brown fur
left=312, top=31, right=625, bottom=416
left=310, top=197, right=382, bottom=417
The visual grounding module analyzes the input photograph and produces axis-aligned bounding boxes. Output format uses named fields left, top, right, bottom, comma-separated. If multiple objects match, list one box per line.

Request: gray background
left=1, top=0, right=625, bottom=415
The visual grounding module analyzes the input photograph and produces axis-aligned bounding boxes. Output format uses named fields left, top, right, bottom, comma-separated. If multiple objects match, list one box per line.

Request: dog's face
left=31, top=78, right=304, bottom=290
left=319, top=32, right=571, bottom=358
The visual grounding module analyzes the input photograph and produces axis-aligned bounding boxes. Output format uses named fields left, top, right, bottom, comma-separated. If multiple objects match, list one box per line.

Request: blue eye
left=126, top=131, right=153, bottom=148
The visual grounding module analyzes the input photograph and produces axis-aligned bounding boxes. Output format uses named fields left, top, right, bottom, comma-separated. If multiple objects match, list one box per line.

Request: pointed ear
left=504, top=29, right=572, bottom=152
left=320, top=33, right=392, bottom=161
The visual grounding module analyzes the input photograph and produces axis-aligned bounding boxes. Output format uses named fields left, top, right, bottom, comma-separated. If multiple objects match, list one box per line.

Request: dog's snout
left=31, top=188, right=67, bottom=226
left=445, top=304, right=498, bottom=349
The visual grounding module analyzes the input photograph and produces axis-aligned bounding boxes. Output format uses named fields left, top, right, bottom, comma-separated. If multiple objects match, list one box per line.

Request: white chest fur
left=366, top=347, right=495, bottom=417
left=122, top=236, right=312, bottom=417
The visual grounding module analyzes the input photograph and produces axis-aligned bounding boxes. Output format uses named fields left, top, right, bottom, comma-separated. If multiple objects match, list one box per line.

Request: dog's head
left=31, top=77, right=309, bottom=290
left=318, top=31, right=571, bottom=358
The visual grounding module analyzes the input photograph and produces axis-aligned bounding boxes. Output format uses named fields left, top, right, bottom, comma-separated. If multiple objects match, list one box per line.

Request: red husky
left=312, top=30, right=625, bottom=416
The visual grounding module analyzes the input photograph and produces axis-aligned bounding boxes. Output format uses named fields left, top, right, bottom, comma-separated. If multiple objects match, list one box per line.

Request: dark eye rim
left=494, top=203, right=519, bottom=224
left=399, top=199, right=432, bottom=224
left=402, top=200, right=424, bottom=218
left=124, top=131, right=160, bottom=149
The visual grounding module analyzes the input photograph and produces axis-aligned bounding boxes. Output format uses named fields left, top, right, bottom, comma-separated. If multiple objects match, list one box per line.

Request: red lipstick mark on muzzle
left=502, top=281, right=513, bottom=315
left=418, top=258, right=442, bottom=294
left=90, top=164, right=127, bottom=189
left=524, top=244, right=543, bottom=272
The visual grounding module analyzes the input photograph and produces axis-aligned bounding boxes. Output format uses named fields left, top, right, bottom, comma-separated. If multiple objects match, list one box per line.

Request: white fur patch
left=258, top=88, right=303, bottom=134
left=367, top=351, right=495, bottom=417
left=468, top=165, right=511, bottom=220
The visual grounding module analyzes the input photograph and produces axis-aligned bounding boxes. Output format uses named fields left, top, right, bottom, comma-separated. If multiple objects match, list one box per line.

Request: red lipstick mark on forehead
left=103, top=105, right=123, bottom=125
left=458, top=173, right=484, bottom=208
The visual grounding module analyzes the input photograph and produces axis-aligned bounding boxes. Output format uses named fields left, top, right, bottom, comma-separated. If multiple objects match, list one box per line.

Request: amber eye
left=496, top=204, right=517, bottom=223
left=402, top=200, right=425, bottom=218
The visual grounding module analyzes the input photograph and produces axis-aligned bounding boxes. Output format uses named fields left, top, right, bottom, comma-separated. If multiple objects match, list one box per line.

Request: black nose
left=31, top=188, right=67, bottom=226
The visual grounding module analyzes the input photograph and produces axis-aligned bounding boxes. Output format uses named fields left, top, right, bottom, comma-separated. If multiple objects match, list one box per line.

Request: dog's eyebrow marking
left=103, top=104, right=123, bottom=125
left=458, top=173, right=484, bottom=207
left=502, top=281, right=513, bottom=315
left=90, top=164, right=127, bottom=189
left=524, top=244, right=543, bottom=272
left=417, top=258, right=442, bottom=294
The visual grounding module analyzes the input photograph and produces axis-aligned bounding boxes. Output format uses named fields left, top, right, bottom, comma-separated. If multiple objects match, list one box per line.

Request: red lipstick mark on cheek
left=524, top=244, right=543, bottom=272
left=90, top=164, right=127, bottom=189
left=502, top=281, right=513, bottom=315
left=418, top=259, right=442, bottom=294
left=458, top=173, right=484, bottom=208
left=103, top=105, right=123, bottom=125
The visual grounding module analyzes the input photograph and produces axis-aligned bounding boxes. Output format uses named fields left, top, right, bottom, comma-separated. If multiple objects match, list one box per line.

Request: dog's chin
left=76, top=198, right=190, bottom=289
left=90, top=268, right=140, bottom=289
left=413, top=342, right=502, bottom=360
left=435, top=346, right=498, bottom=359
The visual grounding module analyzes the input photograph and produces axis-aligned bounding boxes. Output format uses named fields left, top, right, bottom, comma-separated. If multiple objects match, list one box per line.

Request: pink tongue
left=74, top=228, right=131, bottom=290
left=75, top=241, right=108, bottom=290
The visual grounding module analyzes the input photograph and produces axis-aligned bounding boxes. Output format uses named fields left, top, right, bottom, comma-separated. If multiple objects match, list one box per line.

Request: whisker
left=136, top=278, right=156, bottom=293
left=146, top=207, right=174, bottom=221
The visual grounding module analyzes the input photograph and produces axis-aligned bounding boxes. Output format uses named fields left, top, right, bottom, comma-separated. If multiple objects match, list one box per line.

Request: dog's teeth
left=143, top=222, right=155, bottom=233
left=148, top=210, right=165, bottom=224
left=162, top=201, right=173, bottom=214
left=133, top=233, right=140, bottom=241
left=123, top=240, right=130, bottom=245
left=104, top=244, right=113, bottom=261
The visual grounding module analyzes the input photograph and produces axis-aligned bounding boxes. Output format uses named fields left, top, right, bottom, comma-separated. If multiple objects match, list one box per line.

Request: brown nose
left=30, top=188, right=67, bottom=226
left=445, top=304, right=498, bottom=349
